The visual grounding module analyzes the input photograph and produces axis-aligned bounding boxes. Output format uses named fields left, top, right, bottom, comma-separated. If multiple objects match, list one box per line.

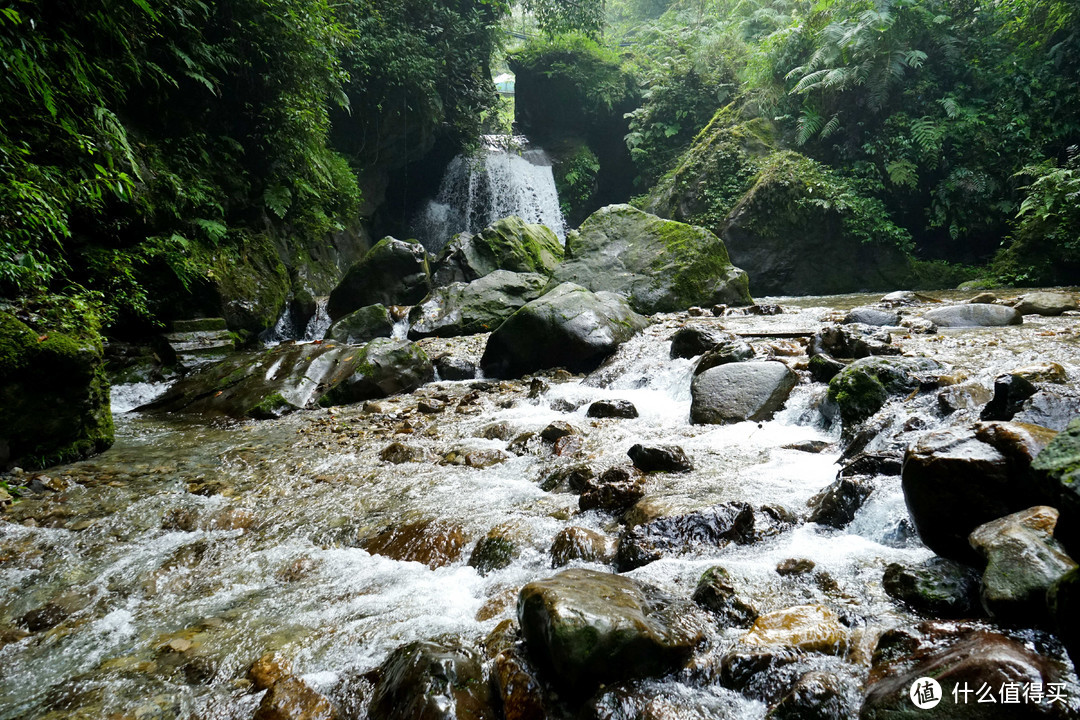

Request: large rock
left=843, top=307, right=901, bottom=326
left=1013, top=291, right=1078, bottom=316
left=923, top=304, right=1022, bottom=328
left=0, top=313, right=113, bottom=468
left=253, top=676, right=339, bottom=720
left=431, top=216, right=564, bottom=285
left=1032, top=418, right=1080, bottom=557
left=368, top=640, right=494, bottom=720
left=883, top=558, right=982, bottom=618
left=860, top=622, right=1063, bottom=720
left=741, top=605, right=848, bottom=655
left=827, top=356, right=941, bottom=428
left=326, top=304, right=395, bottom=344
left=669, top=326, right=730, bottom=359
left=327, top=237, right=430, bottom=320
left=969, top=506, right=1077, bottom=623
left=690, top=361, right=797, bottom=424
left=901, top=423, right=1058, bottom=564
left=552, top=204, right=752, bottom=314
left=408, top=271, right=548, bottom=339
left=143, top=339, right=432, bottom=419
left=517, top=568, right=704, bottom=696
left=616, top=503, right=755, bottom=571
left=480, top=283, right=648, bottom=378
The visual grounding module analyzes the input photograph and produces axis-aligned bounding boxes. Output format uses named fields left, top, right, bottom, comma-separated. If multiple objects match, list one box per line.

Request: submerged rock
left=480, top=283, right=648, bottom=378
left=431, top=216, right=564, bottom=286
left=327, top=237, right=430, bottom=321
left=767, top=671, right=856, bottom=720
left=616, top=503, right=755, bottom=571
left=517, top=568, right=705, bottom=696
left=922, top=304, right=1022, bottom=328
left=692, top=566, right=758, bottom=628
left=549, top=527, right=615, bottom=568
left=408, top=270, right=548, bottom=339
left=361, top=519, right=466, bottom=569
left=741, top=605, right=848, bottom=655
left=690, top=361, right=797, bottom=424
left=368, top=640, right=494, bottom=720
left=552, top=204, right=752, bottom=313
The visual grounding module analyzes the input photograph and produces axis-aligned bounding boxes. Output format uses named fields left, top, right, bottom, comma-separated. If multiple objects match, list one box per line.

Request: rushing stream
left=2, top=292, right=1079, bottom=719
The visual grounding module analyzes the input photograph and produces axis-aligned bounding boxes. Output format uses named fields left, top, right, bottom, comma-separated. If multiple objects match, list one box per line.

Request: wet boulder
left=468, top=526, right=520, bottom=576
left=480, top=283, right=648, bottom=379
left=1013, top=291, right=1078, bottom=316
left=692, top=566, right=758, bottom=628
left=860, top=622, right=1062, bottom=720
left=361, top=519, right=467, bottom=569
left=980, top=373, right=1039, bottom=421
left=321, top=339, right=434, bottom=406
left=369, top=640, right=494, bottom=720
left=517, top=568, right=705, bottom=696
left=327, top=237, right=430, bottom=321
left=253, top=676, right=340, bottom=720
left=1049, top=568, right=1080, bottom=668
left=882, top=558, right=982, bottom=618
left=627, top=443, right=693, bottom=473
left=741, top=605, right=848, bottom=655
left=1032, top=419, right=1080, bottom=557
left=431, top=216, right=564, bottom=286
left=694, top=340, right=756, bottom=374
left=435, top=356, right=477, bottom=381
left=843, top=307, right=901, bottom=327
left=0, top=312, right=113, bottom=469
left=691, top=361, right=797, bottom=424
left=579, top=466, right=646, bottom=515
left=669, top=326, right=729, bottom=359
left=969, top=506, right=1077, bottom=623
left=901, top=423, right=1057, bottom=564
left=922, top=304, right=1022, bottom=328
left=616, top=503, right=755, bottom=571
left=379, top=442, right=433, bottom=465
left=490, top=646, right=547, bottom=720
left=586, top=399, right=638, bottom=419
left=408, top=271, right=548, bottom=339
left=549, top=527, right=615, bottom=568
left=552, top=204, right=752, bottom=314
left=1014, top=387, right=1080, bottom=432
left=326, top=304, right=395, bottom=344
left=807, top=476, right=873, bottom=528
left=827, top=356, right=941, bottom=428
left=767, top=671, right=855, bottom=720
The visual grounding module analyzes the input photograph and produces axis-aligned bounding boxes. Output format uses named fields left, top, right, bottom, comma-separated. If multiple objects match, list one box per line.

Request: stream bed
left=2, top=291, right=1079, bottom=719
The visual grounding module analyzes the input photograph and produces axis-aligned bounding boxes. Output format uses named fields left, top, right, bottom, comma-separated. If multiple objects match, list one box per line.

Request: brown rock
left=741, top=605, right=848, bottom=655
left=492, top=647, right=547, bottom=720
left=249, top=652, right=292, bottom=691
left=362, top=520, right=466, bottom=569
left=549, top=527, right=615, bottom=567
left=253, top=676, right=339, bottom=720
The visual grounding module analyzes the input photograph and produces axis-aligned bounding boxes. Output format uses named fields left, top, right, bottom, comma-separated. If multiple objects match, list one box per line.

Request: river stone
left=1014, top=387, right=1080, bottom=432
left=1013, top=291, right=1078, bottom=316
left=768, top=671, right=855, bottom=720
left=491, top=646, right=547, bottom=720
left=361, top=519, right=466, bottom=569
left=860, top=622, right=1061, bottom=720
left=616, top=503, right=755, bottom=571
left=549, top=527, right=615, bottom=568
left=586, top=399, right=638, bottom=419
left=379, top=442, right=432, bottom=464
left=627, top=443, right=693, bottom=473
left=969, top=506, right=1077, bottom=623
left=480, top=283, right=648, bottom=378
left=843, top=307, right=900, bottom=326
left=579, top=466, right=646, bottom=515
left=922, top=304, right=1022, bottom=328
left=326, top=304, right=394, bottom=344
left=807, top=476, right=873, bottom=528
left=810, top=324, right=897, bottom=360
left=980, top=373, right=1039, bottom=421
left=882, top=558, right=982, bottom=618
left=321, top=339, right=434, bottom=406
left=408, top=270, right=548, bottom=339
left=692, top=566, right=758, bottom=628
left=552, top=204, right=752, bottom=314
left=431, top=216, right=564, bottom=286
left=691, top=361, right=797, bottom=425
left=1012, top=362, right=1068, bottom=385
left=0, top=312, right=113, bottom=469
left=694, top=340, right=756, bottom=374
left=468, top=526, right=520, bottom=576
left=540, top=421, right=579, bottom=442
left=808, top=353, right=846, bottom=383
left=253, top=676, right=339, bottom=720
left=327, top=237, right=430, bottom=320
left=1032, top=419, right=1080, bottom=557
left=248, top=653, right=293, bottom=691
left=827, top=356, right=941, bottom=428
left=1049, top=567, right=1080, bottom=668
left=669, top=326, right=729, bottom=359
left=434, top=355, right=477, bottom=381
left=517, top=568, right=705, bottom=695
left=369, top=640, right=494, bottom=720
left=741, top=605, right=848, bottom=655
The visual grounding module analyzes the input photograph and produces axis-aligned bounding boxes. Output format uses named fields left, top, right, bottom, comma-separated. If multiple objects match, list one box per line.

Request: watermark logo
left=910, top=677, right=942, bottom=709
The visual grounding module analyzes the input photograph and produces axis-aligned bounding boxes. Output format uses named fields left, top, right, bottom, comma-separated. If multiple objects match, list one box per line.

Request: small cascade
left=303, top=297, right=332, bottom=341
left=413, top=135, right=565, bottom=251
left=264, top=297, right=332, bottom=345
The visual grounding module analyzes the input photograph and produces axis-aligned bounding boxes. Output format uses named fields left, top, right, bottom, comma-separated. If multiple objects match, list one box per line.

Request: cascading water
left=413, top=135, right=566, bottom=251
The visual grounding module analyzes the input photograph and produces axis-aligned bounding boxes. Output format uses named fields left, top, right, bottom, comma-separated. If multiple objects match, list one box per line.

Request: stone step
left=164, top=329, right=235, bottom=356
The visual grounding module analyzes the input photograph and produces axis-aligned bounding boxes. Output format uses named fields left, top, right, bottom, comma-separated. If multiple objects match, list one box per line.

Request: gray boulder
left=691, top=361, right=797, bottom=424
left=431, top=216, right=564, bottom=285
left=882, top=558, right=982, bottom=618
left=826, top=356, right=942, bottom=428
left=843, top=307, right=900, bottom=326
left=326, top=304, right=395, bottom=344
left=1013, top=291, right=1078, bottom=316
left=480, top=283, right=648, bottom=378
left=923, top=304, right=1022, bottom=327
left=517, top=568, right=704, bottom=696
left=327, top=237, right=430, bottom=320
left=552, top=204, right=752, bottom=314
left=408, top=270, right=548, bottom=339
left=669, top=326, right=730, bottom=359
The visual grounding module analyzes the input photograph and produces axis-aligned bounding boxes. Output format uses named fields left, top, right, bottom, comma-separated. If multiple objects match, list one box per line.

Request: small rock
left=923, top=304, right=1022, bottom=327
left=1011, top=362, right=1068, bottom=384
left=965, top=292, right=998, bottom=304
left=980, top=373, right=1039, bottom=421
left=379, top=442, right=431, bottom=464
left=480, top=422, right=513, bottom=441
left=670, top=326, right=729, bottom=359
left=880, top=291, right=919, bottom=307
left=550, top=527, right=615, bottom=567
left=843, top=307, right=900, bottom=326
left=434, top=355, right=477, bottom=381
left=767, top=671, right=854, bottom=720
left=616, top=503, right=755, bottom=571
left=741, top=605, right=848, bottom=655
left=586, top=399, right=639, bottom=419
left=552, top=435, right=582, bottom=457
left=882, top=558, right=982, bottom=618
left=368, top=641, right=494, bottom=720
left=692, top=566, right=758, bottom=628
left=248, top=652, right=292, bottom=692
left=783, top=440, right=833, bottom=453
left=579, top=467, right=646, bottom=515
left=253, top=676, right=339, bottom=720
left=528, top=378, right=549, bottom=398
left=492, top=647, right=547, bottom=720
left=838, top=452, right=901, bottom=477
left=465, top=449, right=509, bottom=468
left=540, top=421, right=578, bottom=443
left=776, top=558, right=815, bottom=577
left=807, top=477, right=873, bottom=528
left=416, top=399, right=446, bottom=414
left=627, top=443, right=693, bottom=473
left=694, top=340, right=756, bottom=374
left=539, top=464, right=594, bottom=493
left=468, top=527, right=519, bottom=576
left=807, top=353, right=846, bottom=383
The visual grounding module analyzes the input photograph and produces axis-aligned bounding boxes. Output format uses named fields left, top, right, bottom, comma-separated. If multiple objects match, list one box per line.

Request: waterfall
left=412, top=135, right=565, bottom=252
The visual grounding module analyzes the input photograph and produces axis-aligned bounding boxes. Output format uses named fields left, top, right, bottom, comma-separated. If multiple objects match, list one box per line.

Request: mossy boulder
left=432, top=216, right=564, bottom=286
left=480, top=282, right=648, bottom=378
left=142, top=338, right=432, bottom=419
left=1032, top=418, right=1080, bottom=558
left=0, top=313, right=114, bottom=469
left=552, top=204, right=751, bottom=313
left=326, top=304, right=395, bottom=344
left=827, top=356, right=942, bottom=428
left=408, top=270, right=548, bottom=339
left=327, top=237, right=430, bottom=321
